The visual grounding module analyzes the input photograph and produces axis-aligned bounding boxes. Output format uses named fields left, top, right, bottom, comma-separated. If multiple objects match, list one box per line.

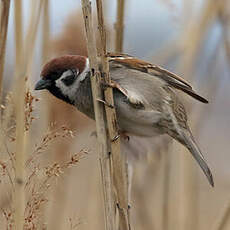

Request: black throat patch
left=48, top=85, right=74, bottom=106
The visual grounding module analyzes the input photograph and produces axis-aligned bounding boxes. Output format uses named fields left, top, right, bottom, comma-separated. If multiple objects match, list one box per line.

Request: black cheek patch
left=61, top=74, right=76, bottom=86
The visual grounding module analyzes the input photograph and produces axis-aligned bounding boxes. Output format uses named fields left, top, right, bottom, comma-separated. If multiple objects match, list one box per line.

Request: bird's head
left=35, top=55, right=90, bottom=105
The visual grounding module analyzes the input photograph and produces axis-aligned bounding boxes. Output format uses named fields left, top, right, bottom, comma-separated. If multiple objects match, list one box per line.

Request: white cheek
left=55, top=77, right=73, bottom=98
left=55, top=72, right=78, bottom=101
left=55, top=60, right=90, bottom=102
left=55, top=70, right=73, bottom=98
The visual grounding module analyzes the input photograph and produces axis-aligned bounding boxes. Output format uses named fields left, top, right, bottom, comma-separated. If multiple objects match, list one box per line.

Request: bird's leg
left=100, top=79, right=116, bottom=90
left=111, top=131, right=130, bottom=142
left=111, top=134, right=120, bottom=142
left=100, top=80, right=111, bottom=90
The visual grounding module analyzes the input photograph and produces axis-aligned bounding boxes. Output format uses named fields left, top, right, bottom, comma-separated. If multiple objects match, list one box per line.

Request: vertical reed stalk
left=40, top=0, right=51, bottom=226
left=13, top=0, right=24, bottom=228
left=115, top=0, right=125, bottom=52
left=114, top=0, right=130, bottom=228
left=14, top=0, right=23, bottom=73
left=219, top=0, right=230, bottom=64
left=0, top=0, right=10, bottom=160
left=81, top=1, right=116, bottom=230
left=0, top=0, right=10, bottom=101
left=96, top=0, right=130, bottom=229
left=1, top=0, right=19, bottom=152
left=42, top=0, right=50, bottom=64
left=13, top=1, right=44, bottom=229
left=23, top=0, right=44, bottom=76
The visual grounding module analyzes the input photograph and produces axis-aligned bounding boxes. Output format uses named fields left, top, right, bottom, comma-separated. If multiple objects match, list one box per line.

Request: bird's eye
left=61, top=69, right=79, bottom=86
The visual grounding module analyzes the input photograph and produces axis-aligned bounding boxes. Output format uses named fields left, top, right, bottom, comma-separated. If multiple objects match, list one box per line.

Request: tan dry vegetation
left=0, top=0, right=230, bottom=229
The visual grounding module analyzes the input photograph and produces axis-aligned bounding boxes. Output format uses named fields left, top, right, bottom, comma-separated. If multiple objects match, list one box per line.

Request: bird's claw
left=100, top=81, right=113, bottom=90
left=116, top=203, right=131, bottom=211
left=111, top=131, right=130, bottom=142
left=111, top=134, right=120, bottom=142
left=97, top=98, right=114, bottom=109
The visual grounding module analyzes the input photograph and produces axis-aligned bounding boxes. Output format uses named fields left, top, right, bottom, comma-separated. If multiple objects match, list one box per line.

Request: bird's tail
left=175, top=127, right=214, bottom=187
left=164, top=104, right=214, bottom=186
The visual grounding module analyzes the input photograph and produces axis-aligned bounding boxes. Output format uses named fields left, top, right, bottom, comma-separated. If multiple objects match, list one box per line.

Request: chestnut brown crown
left=41, top=55, right=86, bottom=80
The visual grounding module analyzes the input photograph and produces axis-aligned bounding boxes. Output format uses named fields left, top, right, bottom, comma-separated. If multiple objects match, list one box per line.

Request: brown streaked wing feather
left=147, top=65, right=208, bottom=103
left=108, top=53, right=191, bottom=87
left=108, top=53, right=208, bottom=103
left=167, top=81, right=208, bottom=103
left=147, top=65, right=192, bottom=88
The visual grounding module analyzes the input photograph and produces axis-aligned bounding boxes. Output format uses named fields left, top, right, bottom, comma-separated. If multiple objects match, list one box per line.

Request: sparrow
left=35, top=53, right=214, bottom=187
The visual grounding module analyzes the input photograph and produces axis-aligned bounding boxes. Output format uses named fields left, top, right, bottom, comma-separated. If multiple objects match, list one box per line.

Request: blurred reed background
left=0, top=0, right=230, bottom=229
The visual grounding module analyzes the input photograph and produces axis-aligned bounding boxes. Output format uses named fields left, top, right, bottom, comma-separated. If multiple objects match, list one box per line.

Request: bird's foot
left=97, top=98, right=114, bottom=109
left=116, top=203, right=131, bottom=211
left=100, top=80, right=115, bottom=90
left=111, top=134, right=120, bottom=142
left=111, top=131, right=129, bottom=142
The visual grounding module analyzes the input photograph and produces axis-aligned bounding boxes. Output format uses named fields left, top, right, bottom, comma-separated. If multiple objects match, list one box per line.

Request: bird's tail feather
left=164, top=104, right=214, bottom=186
left=177, top=128, right=214, bottom=187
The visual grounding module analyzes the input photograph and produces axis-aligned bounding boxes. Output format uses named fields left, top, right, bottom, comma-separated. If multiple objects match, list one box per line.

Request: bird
left=35, top=53, right=214, bottom=187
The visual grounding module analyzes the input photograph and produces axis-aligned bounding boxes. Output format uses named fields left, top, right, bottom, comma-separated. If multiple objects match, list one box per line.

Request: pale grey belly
left=117, top=116, right=164, bottom=136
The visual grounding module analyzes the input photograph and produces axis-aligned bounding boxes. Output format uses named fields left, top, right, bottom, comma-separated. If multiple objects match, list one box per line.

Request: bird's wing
left=108, top=53, right=208, bottom=103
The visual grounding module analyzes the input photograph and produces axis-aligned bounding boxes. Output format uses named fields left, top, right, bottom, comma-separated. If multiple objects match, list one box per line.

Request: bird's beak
left=34, top=78, right=52, bottom=90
